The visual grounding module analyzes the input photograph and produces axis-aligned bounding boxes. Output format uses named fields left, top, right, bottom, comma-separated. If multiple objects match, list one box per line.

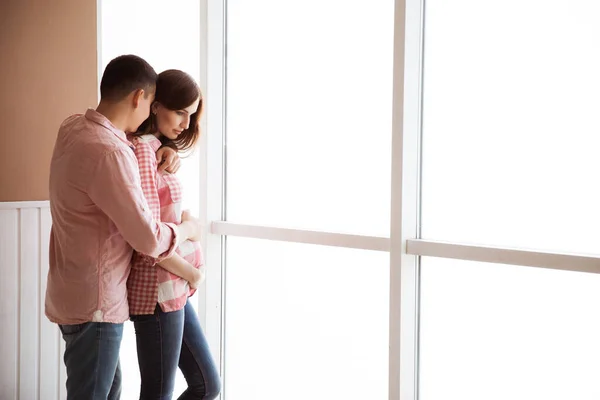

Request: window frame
left=202, top=0, right=600, bottom=399
left=203, top=1, right=421, bottom=398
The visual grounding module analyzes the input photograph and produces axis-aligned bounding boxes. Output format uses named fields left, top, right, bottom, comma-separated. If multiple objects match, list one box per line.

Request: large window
left=210, top=0, right=600, bottom=399
left=99, top=0, right=600, bottom=399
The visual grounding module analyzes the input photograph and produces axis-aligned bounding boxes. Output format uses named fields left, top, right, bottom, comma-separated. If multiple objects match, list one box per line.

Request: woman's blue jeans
left=131, top=301, right=221, bottom=400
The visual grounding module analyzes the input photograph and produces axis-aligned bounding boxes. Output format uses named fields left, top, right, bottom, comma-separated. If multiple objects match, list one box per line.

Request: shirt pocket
left=161, top=173, right=183, bottom=204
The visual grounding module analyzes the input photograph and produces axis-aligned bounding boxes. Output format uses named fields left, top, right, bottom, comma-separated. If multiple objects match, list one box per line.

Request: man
left=45, top=55, right=202, bottom=399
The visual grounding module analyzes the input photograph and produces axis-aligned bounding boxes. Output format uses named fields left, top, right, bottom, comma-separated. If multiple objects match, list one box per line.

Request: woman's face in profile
left=153, top=98, right=199, bottom=140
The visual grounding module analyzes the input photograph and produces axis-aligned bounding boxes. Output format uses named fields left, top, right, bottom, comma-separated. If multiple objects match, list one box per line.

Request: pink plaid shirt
left=127, top=134, right=204, bottom=315
left=46, top=110, right=179, bottom=325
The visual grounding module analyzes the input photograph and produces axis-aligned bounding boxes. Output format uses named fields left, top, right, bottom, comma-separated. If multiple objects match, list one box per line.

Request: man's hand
left=180, top=210, right=202, bottom=242
left=156, top=146, right=181, bottom=174
left=188, top=267, right=206, bottom=290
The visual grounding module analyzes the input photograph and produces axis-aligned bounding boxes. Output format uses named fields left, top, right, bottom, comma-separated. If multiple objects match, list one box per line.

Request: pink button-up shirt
left=128, top=134, right=203, bottom=315
left=45, top=109, right=179, bottom=325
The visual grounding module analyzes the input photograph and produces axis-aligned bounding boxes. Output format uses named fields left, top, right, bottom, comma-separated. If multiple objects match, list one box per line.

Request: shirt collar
left=147, top=135, right=162, bottom=152
left=84, top=109, right=134, bottom=149
left=128, top=133, right=162, bottom=152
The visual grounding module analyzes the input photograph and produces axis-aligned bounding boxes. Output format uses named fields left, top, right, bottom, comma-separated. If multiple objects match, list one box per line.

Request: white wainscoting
left=0, top=201, right=66, bottom=400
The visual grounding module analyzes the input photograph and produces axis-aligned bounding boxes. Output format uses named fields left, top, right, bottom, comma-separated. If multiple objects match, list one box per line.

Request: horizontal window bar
left=407, top=239, right=600, bottom=274
left=211, top=224, right=600, bottom=274
left=210, top=221, right=390, bottom=252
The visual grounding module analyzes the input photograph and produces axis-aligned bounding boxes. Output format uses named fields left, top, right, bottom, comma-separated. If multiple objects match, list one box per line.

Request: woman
left=127, top=69, right=221, bottom=400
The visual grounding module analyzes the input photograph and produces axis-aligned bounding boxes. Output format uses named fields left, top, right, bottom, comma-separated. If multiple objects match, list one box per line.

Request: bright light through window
left=421, top=258, right=600, bottom=400
left=226, top=0, right=394, bottom=237
left=420, top=0, right=600, bottom=398
left=421, top=0, right=600, bottom=254
left=225, top=238, right=390, bottom=400
left=224, top=1, right=394, bottom=399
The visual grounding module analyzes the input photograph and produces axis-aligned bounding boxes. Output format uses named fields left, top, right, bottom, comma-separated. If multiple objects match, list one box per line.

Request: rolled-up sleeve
left=88, top=148, right=179, bottom=260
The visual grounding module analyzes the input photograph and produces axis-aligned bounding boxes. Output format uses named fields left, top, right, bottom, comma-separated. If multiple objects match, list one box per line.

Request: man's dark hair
left=100, top=55, right=157, bottom=101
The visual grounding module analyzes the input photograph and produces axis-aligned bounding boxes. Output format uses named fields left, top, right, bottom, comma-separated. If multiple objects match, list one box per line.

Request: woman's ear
left=151, top=102, right=159, bottom=115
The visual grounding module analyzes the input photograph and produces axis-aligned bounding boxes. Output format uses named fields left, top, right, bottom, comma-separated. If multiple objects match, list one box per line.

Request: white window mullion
left=390, top=0, right=424, bottom=398
left=194, top=0, right=208, bottom=331
left=203, top=0, right=226, bottom=384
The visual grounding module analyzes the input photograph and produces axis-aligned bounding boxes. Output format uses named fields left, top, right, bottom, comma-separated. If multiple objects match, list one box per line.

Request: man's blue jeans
left=131, top=301, right=221, bottom=400
left=59, top=322, right=123, bottom=400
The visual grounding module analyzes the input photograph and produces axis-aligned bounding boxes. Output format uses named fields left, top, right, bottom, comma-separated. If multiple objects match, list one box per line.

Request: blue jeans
left=59, top=322, right=123, bottom=400
left=131, top=301, right=221, bottom=400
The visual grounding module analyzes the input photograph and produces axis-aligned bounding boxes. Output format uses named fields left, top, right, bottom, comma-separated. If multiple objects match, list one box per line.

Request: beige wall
left=0, top=0, right=97, bottom=201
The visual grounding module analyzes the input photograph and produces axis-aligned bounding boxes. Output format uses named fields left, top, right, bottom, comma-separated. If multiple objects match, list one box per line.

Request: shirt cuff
left=154, top=222, right=180, bottom=262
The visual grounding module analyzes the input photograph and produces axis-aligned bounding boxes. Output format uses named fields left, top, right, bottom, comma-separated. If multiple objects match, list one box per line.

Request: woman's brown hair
left=134, top=69, right=203, bottom=152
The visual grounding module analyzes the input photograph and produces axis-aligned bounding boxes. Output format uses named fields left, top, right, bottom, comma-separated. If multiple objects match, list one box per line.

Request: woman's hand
left=188, top=267, right=205, bottom=290
left=157, top=254, right=204, bottom=289
left=180, top=210, right=203, bottom=242
left=156, top=146, right=181, bottom=173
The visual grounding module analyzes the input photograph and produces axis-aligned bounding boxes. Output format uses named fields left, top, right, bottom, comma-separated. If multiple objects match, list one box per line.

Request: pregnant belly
left=176, top=240, right=204, bottom=269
